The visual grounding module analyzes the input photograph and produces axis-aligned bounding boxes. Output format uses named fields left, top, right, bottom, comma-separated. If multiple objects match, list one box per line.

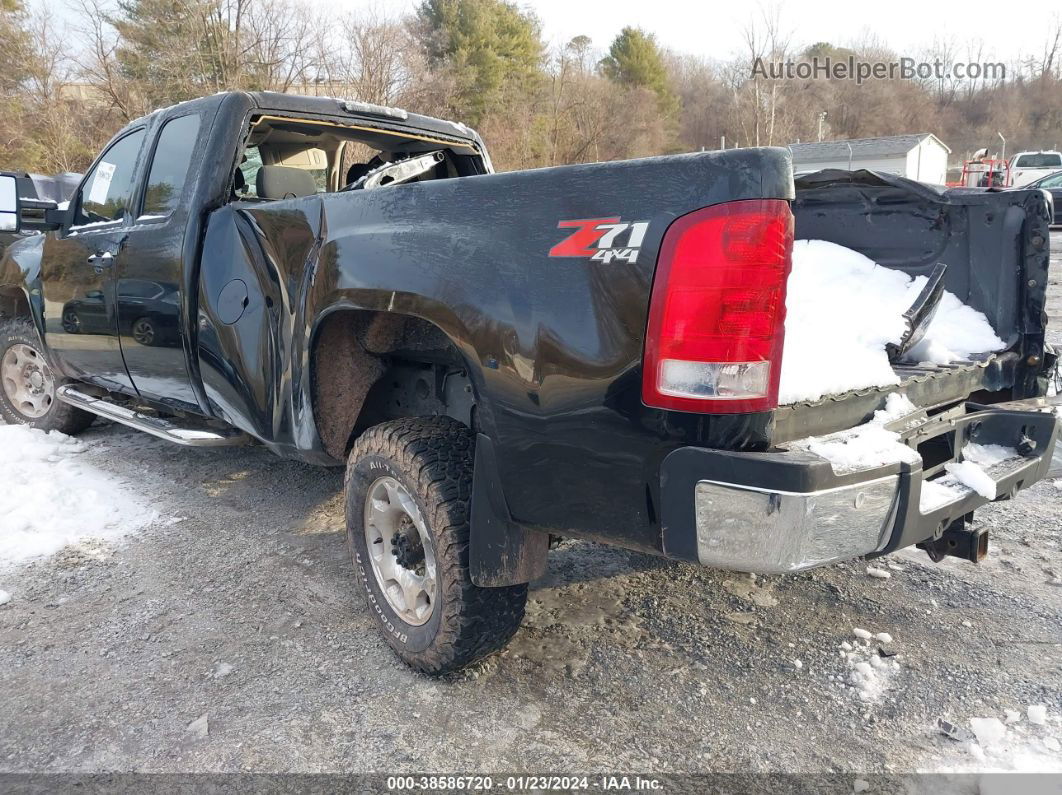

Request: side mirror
left=0, top=172, right=63, bottom=233
left=0, top=174, right=16, bottom=232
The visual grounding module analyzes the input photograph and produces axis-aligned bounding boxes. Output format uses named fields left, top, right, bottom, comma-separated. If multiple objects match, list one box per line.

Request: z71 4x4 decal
left=549, top=217, right=650, bottom=264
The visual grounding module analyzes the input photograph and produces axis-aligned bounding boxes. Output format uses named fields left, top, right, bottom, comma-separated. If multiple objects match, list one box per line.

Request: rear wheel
left=0, top=319, right=94, bottom=434
left=344, top=416, right=528, bottom=674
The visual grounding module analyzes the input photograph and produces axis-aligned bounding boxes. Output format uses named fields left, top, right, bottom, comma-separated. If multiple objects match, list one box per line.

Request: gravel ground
left=0, top=235, right=1060, bottom=776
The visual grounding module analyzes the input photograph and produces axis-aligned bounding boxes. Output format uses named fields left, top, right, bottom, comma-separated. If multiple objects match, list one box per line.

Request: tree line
left=1, top=0, right=1061, bottom=177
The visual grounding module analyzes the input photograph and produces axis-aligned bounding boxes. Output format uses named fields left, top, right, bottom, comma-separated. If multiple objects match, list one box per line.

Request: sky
left=44, top=0, right=1060, bottom=65
left=310, top=0, right=1059, bottom=64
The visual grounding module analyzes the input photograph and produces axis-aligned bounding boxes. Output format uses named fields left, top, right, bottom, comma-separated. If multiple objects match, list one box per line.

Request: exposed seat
left=256, top=165, right=317, bottom=200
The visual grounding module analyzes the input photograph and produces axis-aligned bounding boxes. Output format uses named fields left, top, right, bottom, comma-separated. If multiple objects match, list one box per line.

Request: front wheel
left=0, top=319, right=94, bottom=434
left=345, top=417, right=528, bottom=674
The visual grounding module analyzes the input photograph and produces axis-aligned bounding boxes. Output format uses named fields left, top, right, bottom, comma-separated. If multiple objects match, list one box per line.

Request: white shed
left=788, top=134, right=951, bottom=185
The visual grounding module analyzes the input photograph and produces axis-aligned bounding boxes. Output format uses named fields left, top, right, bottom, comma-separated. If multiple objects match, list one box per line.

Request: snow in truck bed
left=779, top=240, right=1006, bottom=405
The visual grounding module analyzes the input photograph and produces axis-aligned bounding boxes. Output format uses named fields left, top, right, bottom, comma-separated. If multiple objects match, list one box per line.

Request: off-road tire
left=345, top=416, right=528, bottom=674
left=0, top=319, right=94, bottom=434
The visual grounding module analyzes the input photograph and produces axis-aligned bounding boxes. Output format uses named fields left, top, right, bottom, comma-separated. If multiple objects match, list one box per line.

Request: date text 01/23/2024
left=386, top=775, right=665, bottom=791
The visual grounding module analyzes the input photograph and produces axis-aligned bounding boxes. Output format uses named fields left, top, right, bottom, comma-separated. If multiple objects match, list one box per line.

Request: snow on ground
left=923, top=706, right=1062, bottom=773
left=839, top=628, right=901, bottom=701
left=779, top=240, right=1006, bottom=404
left=0, top=424, right=157, bottom=569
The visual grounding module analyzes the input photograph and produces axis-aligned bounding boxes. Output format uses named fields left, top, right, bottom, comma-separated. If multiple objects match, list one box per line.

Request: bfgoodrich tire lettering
left=0, top=319, right=94, bottom=435
left=345, top=416, right=528, bottom=674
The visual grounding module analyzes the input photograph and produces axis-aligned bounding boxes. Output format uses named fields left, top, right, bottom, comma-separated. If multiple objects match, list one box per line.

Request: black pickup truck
left=0, top=92, right=1057, bottom=674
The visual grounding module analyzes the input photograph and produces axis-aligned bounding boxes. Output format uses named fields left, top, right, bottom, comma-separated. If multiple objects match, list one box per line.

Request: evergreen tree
left=416, top=0, right=545, bottom=125
left=110, top=0, right=235, bottom=106
left=0, top=0, right=31, bottom=94
left=599, top=27, right=677, bottom=115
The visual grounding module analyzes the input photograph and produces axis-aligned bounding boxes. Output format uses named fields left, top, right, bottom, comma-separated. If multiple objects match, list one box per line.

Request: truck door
left=112, top=111, right=203, bottom=412
left=40, top=128, right=147, bottom=393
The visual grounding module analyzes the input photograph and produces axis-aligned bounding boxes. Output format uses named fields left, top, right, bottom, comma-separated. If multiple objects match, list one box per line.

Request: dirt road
left=1, top=235, right=1060, bottom=776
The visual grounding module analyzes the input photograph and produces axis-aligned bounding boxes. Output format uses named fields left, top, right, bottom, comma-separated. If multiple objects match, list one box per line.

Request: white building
left=788, top=134, right=951, bottom=185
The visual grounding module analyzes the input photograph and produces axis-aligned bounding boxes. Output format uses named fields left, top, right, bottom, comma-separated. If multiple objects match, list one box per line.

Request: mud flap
left=469, top=434, right=549, bottom=587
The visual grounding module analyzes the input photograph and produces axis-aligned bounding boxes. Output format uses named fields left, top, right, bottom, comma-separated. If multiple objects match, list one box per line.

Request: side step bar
left=56, top=385, right=250, bottom=448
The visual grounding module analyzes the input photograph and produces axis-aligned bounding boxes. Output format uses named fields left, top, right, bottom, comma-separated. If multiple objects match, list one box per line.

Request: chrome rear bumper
left=693, top=475, right=899, bottom=573
left=660, top=399, right=1059, bottom=573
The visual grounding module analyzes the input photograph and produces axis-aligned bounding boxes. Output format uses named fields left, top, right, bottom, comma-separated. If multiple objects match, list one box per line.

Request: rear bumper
left=659, top=399, right=1059, bottom=573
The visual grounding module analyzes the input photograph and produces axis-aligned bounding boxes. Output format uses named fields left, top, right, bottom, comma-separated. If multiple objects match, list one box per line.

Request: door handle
left=88, top=251, right=114, bottom=272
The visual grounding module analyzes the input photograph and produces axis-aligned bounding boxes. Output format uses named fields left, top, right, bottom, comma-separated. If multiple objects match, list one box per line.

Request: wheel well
left=0, top=288, right=30, bottom=321
left=311, top=310, right=476, bottom=459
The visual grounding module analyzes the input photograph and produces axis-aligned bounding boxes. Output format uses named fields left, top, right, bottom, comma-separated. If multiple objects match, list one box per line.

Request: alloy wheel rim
left=132, top=319, right=154, bottom=345
left=1, top=343, right=55, bottom=419
left=362, top=476, right=437, bottom=626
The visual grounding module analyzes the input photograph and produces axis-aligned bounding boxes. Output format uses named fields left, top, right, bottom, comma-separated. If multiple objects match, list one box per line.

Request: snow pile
left=838, top=627, right=900, bottom=701
left=920, top=480, right=968, bottom=512
left=0, top=425, right=156, bottom=568
left=791, top=392, right=1024, bottom=493
left=920, top=443, right=1021, bottom=510
left=943, top=461, right=999, bottom=500
left=804, top=425, right=920, bottom=473
left=779, top=240, right=1006, bottom=404
left=905, top=290, right=1010, bottom=365
left=963, top=442, right=1020, bottom=468
left=792, top=393, right=921, bottom=474
left=871, top=392, right=922, bottom=425
left=928, top=706, right=1062, bottom=773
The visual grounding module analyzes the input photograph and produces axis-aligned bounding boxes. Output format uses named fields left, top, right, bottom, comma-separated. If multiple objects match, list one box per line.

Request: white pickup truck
left=1008, top=150, right=1062, bottom=187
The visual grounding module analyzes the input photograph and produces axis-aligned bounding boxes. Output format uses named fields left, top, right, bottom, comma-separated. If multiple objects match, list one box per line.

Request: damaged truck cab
left=0, top=91, right=1057, bottom=674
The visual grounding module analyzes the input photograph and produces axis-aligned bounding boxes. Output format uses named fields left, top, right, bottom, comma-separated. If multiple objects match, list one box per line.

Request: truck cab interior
left=230, top=115, right=483, bottom=203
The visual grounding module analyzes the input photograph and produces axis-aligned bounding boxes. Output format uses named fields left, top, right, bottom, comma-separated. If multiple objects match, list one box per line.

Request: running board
left=56, top=385, right=250, bottom=447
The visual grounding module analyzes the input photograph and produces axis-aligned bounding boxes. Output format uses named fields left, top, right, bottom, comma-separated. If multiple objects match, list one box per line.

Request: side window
left=75, top=130, right=146, bottom=226
left=142, top=114, right=201, bottom=216
left=118, top=280, right=163, bottom=299
left=1015, top=154, right=1062, bottom=169
left=235, top=146, right=264, bottom=199
left=1041, top=173, right=1062, bottom=188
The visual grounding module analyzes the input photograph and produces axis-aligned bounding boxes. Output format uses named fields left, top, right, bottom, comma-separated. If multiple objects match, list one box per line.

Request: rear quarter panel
left=198, top=147, right=794, bottom=552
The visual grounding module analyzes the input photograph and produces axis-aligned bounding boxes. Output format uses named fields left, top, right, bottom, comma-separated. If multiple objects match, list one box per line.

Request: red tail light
left=642, top=199, right=794, bottom=414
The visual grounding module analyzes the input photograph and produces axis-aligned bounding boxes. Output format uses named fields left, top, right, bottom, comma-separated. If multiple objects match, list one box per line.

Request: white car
left=1008, top=151, right=1062, bottom=187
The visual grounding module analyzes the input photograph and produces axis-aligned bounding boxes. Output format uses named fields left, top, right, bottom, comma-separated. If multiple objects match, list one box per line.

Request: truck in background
left=1008, top=150, right=1062, bottom=187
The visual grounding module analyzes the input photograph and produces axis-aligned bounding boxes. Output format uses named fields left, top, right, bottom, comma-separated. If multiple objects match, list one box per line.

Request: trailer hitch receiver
left=917, top=515, right=988, bottom=563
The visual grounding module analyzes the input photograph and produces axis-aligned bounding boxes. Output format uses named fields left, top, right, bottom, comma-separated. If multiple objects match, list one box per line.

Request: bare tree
left=241, top=0, right=315, bottom=91
left=72, top=0, right=139, bottom=119
left=1040, top=14, right=1062, bottom=78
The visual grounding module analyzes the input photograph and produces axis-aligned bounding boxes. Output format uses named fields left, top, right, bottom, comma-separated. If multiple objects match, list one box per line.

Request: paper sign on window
left=87, top=162, right=117, bottom=206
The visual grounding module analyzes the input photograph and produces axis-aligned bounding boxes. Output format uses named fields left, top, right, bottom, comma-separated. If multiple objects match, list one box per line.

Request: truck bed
left=777, top=170, right=1052, bottom=445
left=773, top=351, right=1010, bottom=442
